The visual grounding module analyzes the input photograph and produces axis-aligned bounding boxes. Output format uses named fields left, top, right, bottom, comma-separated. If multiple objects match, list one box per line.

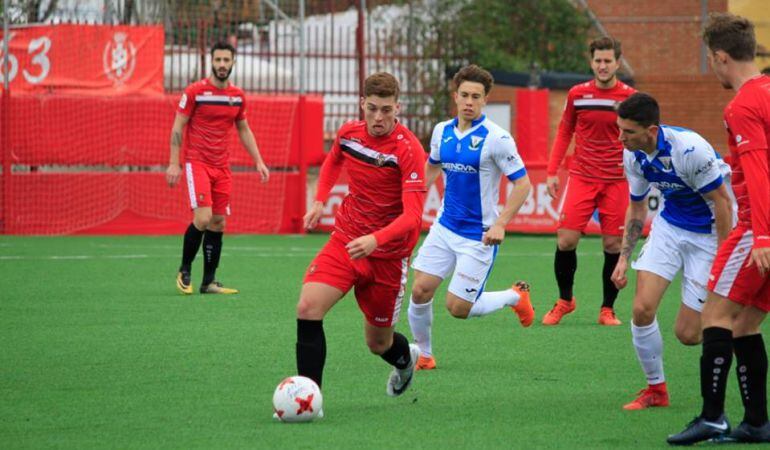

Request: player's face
left=591, top=49, right=620, bottom=85
left=211, top=49, right=234, bottom=82
left=617, top=117, right=656, bottom=153
left=361, top=95, right=400, bottom=137
left=708, top=49, right=733, bottom=90
left=454, top=81, right=487, bottom=122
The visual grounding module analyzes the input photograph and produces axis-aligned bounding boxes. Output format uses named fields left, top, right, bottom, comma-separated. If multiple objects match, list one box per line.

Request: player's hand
left=546, top=176, right=560, bottom=199
left=748, top=247, right=770, bottom=276
left=482, top=224, right=506, bottom=246
left=346, top=235, right=377, bottom=259
left=303, top=201, right=324, bottom=230
left=166, top=164, right=182, bottom=187
left=256, top=161, right=270, bottom=183
left=611, top=257, right=629, bottom=289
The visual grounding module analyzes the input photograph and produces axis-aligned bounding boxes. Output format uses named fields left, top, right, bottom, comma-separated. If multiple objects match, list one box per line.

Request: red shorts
left=708, top=226, right=770, bottom=312
left=184, top=161, right=232, bottom=215
left=304, top=237, right=409, bottom=328
left=557, top=175, right=628, bottom=236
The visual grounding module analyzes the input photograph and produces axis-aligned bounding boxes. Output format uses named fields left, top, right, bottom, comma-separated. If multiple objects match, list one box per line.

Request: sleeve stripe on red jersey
left=340, top=138, right=399, bottom=168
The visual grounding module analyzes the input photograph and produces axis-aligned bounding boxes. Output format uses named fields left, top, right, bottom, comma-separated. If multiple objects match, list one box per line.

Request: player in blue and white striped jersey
left=407, top=65, right=534, bottom=371
left=611, top=93, right=734, bottom=410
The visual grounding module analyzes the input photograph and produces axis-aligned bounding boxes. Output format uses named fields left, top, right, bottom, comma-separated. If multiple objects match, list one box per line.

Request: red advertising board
left=0, top=24, right=163, bottom=95
left=317, top=166, right=660, bottom=234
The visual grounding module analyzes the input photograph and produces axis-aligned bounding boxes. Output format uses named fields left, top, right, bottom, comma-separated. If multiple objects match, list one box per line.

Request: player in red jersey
left=669, top=13, right=770, bottom=445
left=165, top=42, right=270, bottom=295
left=295, top=73, right=426, bottom=401
left=543, top=37, right=636, bottom=326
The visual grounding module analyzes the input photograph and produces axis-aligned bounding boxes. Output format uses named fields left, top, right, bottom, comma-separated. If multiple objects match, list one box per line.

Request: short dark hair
left=211, top=41, right=236, bottom=57
left=703, top=13, right=756, bottom=62
left=590, top=36, right=622, bottom=60
left=617, top=93, right=660, bottom=128
left=364, top=72, right=400, bottom=100
left=452, top=64, right=494, bottom=95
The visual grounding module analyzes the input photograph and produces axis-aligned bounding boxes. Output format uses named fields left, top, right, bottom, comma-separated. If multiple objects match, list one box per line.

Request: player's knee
left=296, top=297, right=323, bottom=320
left=208, top=219, right=225, bottom=232
left=411, top=283, right=434, bottom=303
left=675, top=327, right=702, bottom=346
left=557, top=236, right=578, bottom=251
left=446, top=302, right=469, bottom=319
left=631, top=302, right=656, bottom=326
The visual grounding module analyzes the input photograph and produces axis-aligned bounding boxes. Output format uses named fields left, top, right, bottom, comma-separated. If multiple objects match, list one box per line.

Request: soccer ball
left=272, top=376, right=323, bottom=423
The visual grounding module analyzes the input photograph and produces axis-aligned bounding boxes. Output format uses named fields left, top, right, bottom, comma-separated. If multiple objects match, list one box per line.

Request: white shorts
left=412, top=221, right=497, bottom=302
left=632, top=215, right=717, bottom=312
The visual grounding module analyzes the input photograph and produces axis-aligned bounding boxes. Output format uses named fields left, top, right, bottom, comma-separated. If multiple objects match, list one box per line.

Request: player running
left=544, top=37, right=636, bottom=326
left=611, top=93, right=733, bottom=412
left=407, top=65, right=533, bottom=371
left=296, top=72, right=426, bottom=400
left=166, top=42, right=269, bottom=295
left=668, top=13, right=770, bottom=445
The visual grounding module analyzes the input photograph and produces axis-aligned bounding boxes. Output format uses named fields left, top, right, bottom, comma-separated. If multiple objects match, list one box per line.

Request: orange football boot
left=415, top=354, right=436, bottom=371
left=511, top=281, right=535, bottom=327
left=541, top=298, right=576, bottom=325
left=598, top=307, right=622, bottom=326
left=623, top=383, right=670, bottom=410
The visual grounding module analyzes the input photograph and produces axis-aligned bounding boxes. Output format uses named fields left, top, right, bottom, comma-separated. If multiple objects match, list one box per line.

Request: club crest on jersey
left=659, top=156, right=672, bottom=171
left=469, top=136, right=484, bottom=151
left=375, top=153, right=386, bottom=167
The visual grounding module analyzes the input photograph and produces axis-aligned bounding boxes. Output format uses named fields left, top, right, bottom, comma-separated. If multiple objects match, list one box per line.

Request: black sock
left=180, top=223, right=204, bottom=272
left=554, top=247, right=577, bottom=301
left=202, top=230, right=223, bottom=285
left=380, top=332, right=411, bottom=370
left=296, top=319, right=326, bottom=388
left=700, top=327, right=733, bottom=421
left=602, top=251, right=621, bottom=309
left=733, top=333, right=768, bottom=426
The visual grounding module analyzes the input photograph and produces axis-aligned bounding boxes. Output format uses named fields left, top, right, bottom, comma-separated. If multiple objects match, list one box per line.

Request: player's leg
left=408, top=224, right=456, bottom=370
left=296, top=238, right=355, bottom=388
left=545, top=176, right=598, bottom=325
left=623, top=270, right=671, bottom=410
left=730, top=306, right=770, bottom=442
left=668, top=228, right=752, bottom=445
left=409, top=270, right=442, bottom=370
left=355, top=256, right=418, bottom=396
left=177, top=162, right=212, bottom=294
left=597, top=179, right=628, bottom=325
left=200, top=167, right=236, bottom=294
left=443, top=241, right=533, bottom=325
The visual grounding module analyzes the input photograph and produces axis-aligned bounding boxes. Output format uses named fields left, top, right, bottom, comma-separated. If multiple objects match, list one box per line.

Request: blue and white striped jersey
left=624, top=125, right=732, bottom=234
left=429, top=115, right=527, bottom=241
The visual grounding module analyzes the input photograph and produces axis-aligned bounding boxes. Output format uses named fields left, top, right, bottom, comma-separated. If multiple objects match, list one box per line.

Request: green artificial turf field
left=1, top=234, right=764, bottom=449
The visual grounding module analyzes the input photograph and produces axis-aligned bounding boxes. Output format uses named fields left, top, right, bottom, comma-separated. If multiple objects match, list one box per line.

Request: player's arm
left=166, top=112, right=190, bottom=187
left=546, top=92, right=577, bottom=199
left=347, top=190, right=425, bottom=259
left=702, top=183, right=733, bottom=248
left=482, top=174, right=531, bottom=246
left=741, top=147, right=770, bottom=274
left=424, top=160, right=442, bottom=187
left=304, top=141, right=345, bottom=230
left=611, top=198, right=647, bottom=289
left=236, top=119, right=269, bottom=183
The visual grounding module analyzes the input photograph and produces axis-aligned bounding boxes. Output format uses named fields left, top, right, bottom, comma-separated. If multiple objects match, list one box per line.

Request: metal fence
left=4, top=0, right=463, bottom=142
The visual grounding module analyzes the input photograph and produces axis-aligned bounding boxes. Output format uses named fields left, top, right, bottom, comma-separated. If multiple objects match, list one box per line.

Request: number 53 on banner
left=0, top=24, right=163, bottom=95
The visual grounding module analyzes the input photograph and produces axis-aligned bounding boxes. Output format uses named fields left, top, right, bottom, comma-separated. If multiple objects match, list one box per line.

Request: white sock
left=631, top=318, right=665, bottom=385
left=467, top=289, right=520, bottom=318
left=408, top=298, right=433, bottom=357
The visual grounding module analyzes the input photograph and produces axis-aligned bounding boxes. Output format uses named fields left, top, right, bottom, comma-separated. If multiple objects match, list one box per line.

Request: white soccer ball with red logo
left=272, top=376, right=323, bottom=422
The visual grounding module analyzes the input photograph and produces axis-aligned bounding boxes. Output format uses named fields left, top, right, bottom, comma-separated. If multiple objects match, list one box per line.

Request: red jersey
left=317, top=120, right=427, bottom=259
left=723, top=74, right=770, bottom=248
left=547, top=79, right=636, bottom=180
left=177, top=78, right=247, bottom=167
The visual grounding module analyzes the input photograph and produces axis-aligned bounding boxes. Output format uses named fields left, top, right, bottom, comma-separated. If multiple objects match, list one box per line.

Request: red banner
left=317, top=166, right=660, bottom=234
left=0, top=25, right=163, bottom=95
